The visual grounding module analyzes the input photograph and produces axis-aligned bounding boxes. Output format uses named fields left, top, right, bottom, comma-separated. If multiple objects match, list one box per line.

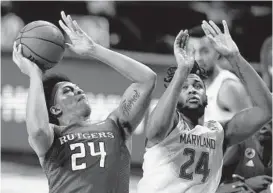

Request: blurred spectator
left=260, top=36, right=272, bottom=91
left=219, top=122, right=272, bottom=193
left=1, top=1, right=24, bottom=51
left=188, top=26, right=252, bottom=124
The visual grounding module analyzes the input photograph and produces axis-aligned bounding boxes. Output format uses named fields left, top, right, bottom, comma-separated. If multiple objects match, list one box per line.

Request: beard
left=177, top=100, right=207, bottom=120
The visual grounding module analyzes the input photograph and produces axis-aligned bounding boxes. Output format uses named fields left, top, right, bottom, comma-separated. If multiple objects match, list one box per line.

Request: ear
left=50, top=105, right=62, bottom=117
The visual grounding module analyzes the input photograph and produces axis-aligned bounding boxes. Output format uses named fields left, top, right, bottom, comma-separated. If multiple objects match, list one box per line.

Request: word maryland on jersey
left=180, top=133, right=216, bottom=150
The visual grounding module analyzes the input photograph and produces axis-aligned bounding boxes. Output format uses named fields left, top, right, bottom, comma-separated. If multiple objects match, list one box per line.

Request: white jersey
left=137, top=116, right=224, bottom=193
left=205, top=70, right=240, bottom=123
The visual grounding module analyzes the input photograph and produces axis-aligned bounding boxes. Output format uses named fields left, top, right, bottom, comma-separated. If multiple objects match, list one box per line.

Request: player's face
left=189, top=37, right=219, bottom=74
left=53, top=82, right=91, bottom=118
left=178, top=74, right=207, bottom=110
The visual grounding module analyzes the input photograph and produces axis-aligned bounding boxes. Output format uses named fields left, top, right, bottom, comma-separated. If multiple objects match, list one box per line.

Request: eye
left=195, top=84, right=202, bottom=89
left=63, top=87, right=73, bottom=94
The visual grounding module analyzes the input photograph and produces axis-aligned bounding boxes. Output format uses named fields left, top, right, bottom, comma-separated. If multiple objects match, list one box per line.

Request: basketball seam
left=21, top=43, right=58, bottom=63
left=20, top=36, right=65, bottom=49
left=23, top=24, right=60, bottom=33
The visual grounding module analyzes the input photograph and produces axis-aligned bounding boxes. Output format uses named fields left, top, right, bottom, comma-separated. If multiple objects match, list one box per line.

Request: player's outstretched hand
left=59, top=11, right=96, bottom=56
left=12, top=42, right=42, bottom=77
left=174, top=29, right=194, bottom=69
left=245, top=175, right=272, bottom=192
left=201, top=20, right=239, bottom=57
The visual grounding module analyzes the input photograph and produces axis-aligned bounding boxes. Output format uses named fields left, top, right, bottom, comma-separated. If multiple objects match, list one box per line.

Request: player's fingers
left=201, top=24, right=211, bottom=37
left=67, top=15, right=77, bottom=32
left=65, top=43, right=73, bottom=49
left=209, top=20, right=222, bottom=34
left=222, top=20, right=230, bottom=35
left=202, top=20, right=216, bottom=37
left=175, top=30, right=184, bottom=45
left=59, top=20, right=72, bottom=37
left=206, top=34, right=217, bottom=46
left=232, top=174, right=246, bottom=182
left=174, top=30, right=185, bottom=50
left=61, top=11, right=70, bottom=27
left=18, top=44, right=22, bottom=54
left=73, top=20, right=85, bottom=34
left=13, top=42, right=17, bottom=52
left=183, top=31, right=190, bottom=50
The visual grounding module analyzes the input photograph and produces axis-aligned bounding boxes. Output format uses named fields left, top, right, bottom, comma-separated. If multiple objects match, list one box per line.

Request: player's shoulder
left=205, top=120, right=224, bottom=132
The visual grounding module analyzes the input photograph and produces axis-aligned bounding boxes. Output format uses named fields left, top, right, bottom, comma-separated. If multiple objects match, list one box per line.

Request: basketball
left=15, top=20, right=65, bottom=71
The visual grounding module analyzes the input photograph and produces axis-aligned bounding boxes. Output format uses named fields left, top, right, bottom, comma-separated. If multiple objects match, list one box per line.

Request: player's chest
left=53, top=130, right=123, bottom=171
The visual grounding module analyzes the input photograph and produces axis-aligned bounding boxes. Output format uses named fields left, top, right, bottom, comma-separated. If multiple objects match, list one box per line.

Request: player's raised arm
left=59, top=11, right=156, bottom=137
left=12, top=43, right=54, bottom=158
left=145, top=30, right=194, bottom=146
left=201, top=20, right=272, bottom=147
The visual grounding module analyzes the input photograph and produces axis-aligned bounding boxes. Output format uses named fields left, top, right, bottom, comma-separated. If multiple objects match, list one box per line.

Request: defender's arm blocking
left=201, top=20, right=272, bottom=147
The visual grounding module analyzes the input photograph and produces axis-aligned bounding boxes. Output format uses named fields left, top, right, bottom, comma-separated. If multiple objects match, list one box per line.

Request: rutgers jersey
left=234, top=137, right=272, bottom=178
left=137, top=116, right=224, bottom=193
left=42, top=118, right=130, bottom=193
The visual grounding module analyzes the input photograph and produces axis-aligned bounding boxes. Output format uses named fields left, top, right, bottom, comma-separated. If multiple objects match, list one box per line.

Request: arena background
left=1, top=1, right=272, bottom=192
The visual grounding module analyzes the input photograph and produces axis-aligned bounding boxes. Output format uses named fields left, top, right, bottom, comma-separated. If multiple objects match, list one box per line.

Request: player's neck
left=181, top=113, right=204, bottom=129
left=204, top=65, right=221, bottom=87
left=58, top=115, right=91, bottom=126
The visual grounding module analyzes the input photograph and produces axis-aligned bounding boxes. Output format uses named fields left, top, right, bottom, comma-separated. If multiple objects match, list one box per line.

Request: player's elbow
left=145, top=71, right=157, bottom=87
left=26, top=119, right=51, bottom=138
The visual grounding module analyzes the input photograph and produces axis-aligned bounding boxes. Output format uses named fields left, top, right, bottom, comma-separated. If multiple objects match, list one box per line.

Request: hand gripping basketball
left=15, top=20, right=65, bottom=71
left=13, top=42, right=43, bottom=77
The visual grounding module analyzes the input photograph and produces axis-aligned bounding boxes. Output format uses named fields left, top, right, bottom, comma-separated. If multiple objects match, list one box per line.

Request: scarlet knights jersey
left=137, top=117, right=224, bottom=193
left=234, top=138, right=272, bottom=178
left=42, top=118, right=131, bottom=193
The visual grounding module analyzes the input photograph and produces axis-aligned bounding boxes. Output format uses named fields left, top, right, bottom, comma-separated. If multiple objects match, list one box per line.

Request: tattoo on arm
left=121, top=90, right=140, bottom=116
left=230, top=57, right=247, bottom=85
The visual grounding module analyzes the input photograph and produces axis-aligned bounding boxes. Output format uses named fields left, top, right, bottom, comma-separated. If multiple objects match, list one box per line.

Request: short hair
left=43, top=73, right=71, bottom=125
left=164, top=62, right=207, bottom=88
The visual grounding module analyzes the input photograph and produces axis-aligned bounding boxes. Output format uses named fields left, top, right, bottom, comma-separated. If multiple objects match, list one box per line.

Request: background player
left=218, top=122, right=272, bottom=193
left=137, top=20, right=272, bottom=193
left=12, top=11, right=156, bottom=193
left=188, top=26, right=252, bottom=124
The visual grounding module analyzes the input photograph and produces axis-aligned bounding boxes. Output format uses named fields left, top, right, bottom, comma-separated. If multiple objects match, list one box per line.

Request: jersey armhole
left=165, top=110, right=181, bottom=138
left=145, top=111, right=182, bottom=151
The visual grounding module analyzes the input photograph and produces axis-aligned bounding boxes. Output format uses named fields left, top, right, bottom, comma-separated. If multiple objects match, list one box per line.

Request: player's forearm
left=26, top=73, right=50, bottom=136
left=146, top=66, right=190, bottom=140
left=91, top=45, right=156, bottom=83
left=227, top=53, right=272, bottom=114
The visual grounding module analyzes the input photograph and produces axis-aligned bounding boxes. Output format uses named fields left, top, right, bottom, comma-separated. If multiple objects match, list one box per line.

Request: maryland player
left=137, top=20, right=272, bottom=193
left=12, top=11, right=156, bottom=193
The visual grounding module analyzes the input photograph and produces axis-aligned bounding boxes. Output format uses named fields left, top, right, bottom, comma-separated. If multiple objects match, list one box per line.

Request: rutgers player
left=12, top=11, right=156, bottom=193
left=137, top=20, right=272, bottom=193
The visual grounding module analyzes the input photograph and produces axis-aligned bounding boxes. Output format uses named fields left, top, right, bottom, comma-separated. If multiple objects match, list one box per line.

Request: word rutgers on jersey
left=59, top=132, right=114, bottom=145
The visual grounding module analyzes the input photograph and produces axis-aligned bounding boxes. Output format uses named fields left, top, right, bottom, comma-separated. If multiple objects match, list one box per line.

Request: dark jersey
left=234, top=138, right=272, bottom=178
left=42, top=118, right=131, bottom=193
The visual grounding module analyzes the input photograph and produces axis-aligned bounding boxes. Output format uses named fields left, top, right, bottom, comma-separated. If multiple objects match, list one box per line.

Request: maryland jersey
left=42, top=118, right=130, bottom=193
left=137, top=117, right=224, bottom=193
